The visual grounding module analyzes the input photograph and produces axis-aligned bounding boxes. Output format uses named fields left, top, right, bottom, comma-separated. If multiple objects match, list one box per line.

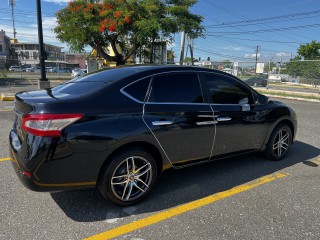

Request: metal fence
left=196, top=60, right=320, bottom=86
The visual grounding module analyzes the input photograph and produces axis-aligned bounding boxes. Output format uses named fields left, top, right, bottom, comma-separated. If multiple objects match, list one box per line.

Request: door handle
left=152, top=121, right=173, bottom=126
left=217, top=117, right=232, bottom=122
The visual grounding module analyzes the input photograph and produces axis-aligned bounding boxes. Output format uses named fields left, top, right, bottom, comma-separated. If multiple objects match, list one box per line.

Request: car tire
left=264, top=124, right=292, bottom=161
left=98, top=148, right=157, bottom=206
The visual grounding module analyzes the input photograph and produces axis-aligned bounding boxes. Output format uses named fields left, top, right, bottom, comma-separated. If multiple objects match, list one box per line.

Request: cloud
left=31, top=17, right=57, bottom=29
left=0, top=22, right=66, bottom=49
left=275, top=52, right=291, bottom=57
left=44, top=0, right=70, bottom=4
left=244, top=53, right=260, bottom=59
left=43, top=17, right=58, bottom=28
left=224, top=45, right=243, bottom=51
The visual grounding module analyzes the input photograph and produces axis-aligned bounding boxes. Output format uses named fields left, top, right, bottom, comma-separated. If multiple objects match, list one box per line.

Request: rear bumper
left=9, top=128, right=97, bottom=192
left=10, top=145, right=97, bottom=192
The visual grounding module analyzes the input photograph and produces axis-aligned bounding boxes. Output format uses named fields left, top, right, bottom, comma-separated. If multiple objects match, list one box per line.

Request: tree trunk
left=116, top=57, right=126, bottom=66
left=149, top=38, right=155, bottom=64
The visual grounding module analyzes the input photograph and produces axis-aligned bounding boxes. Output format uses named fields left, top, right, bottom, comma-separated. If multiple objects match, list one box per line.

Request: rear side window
left=123, top=77, right=151, bottom=102
left=203, top=73, right=253, bottom=104
left=148, top=73, right=203, bottom=103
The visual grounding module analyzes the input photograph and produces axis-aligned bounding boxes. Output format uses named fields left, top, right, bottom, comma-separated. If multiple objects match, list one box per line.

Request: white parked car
left=72, top=69, right=87, bottom=77
left=45, top=67, right=53, bottom=72
left=26, top=66, right=41, bottom=73
left=9, top=66, right=23, bottom=72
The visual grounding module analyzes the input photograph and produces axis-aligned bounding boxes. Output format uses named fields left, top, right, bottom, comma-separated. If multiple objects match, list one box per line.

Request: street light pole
left=36, top=0, right=50, bottom=89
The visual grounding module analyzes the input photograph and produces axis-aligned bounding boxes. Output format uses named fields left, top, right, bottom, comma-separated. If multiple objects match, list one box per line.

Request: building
left=11, top=42, right=64, bottom=66
left=135, top=42, right=168, bottom=65
left=0, top=30, right=16, bottom=68
left=64, top=51, right=87, bottom=69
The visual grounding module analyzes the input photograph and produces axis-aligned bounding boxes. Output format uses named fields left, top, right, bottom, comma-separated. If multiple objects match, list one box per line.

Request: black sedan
left=245, top=77, right=268, bottom=87
left=9, top=66, right=297, bottom=206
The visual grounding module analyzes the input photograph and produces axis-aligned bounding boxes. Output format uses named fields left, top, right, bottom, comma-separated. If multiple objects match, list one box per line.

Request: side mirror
left=241, top=104, right=251, bottom=111
left=238, top=97, right=248, bottom=105
left=239, top=98, right=250, bottom=111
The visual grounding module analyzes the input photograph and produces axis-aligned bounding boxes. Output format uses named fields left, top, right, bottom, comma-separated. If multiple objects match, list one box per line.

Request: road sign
left=256, top=63, right=265, bottom=73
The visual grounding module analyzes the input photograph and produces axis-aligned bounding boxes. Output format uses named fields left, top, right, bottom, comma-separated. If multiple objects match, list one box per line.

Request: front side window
left=203, top=73, right=253, bottom=104
left=148, top=73, right=203, bottom=103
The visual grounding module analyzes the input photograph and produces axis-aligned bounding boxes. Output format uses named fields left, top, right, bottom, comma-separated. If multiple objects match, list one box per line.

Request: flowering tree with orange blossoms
left=55, top=0, right=203, bottom=66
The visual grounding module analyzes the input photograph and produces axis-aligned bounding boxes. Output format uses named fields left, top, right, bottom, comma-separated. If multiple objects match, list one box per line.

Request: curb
left=1, top=93, right=15, bottom=101
left=263, top=94, right=320, bottom=103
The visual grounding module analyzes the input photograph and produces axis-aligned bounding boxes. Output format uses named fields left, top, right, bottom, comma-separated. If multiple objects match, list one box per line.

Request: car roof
left=99, top=65, right=235, bottom=78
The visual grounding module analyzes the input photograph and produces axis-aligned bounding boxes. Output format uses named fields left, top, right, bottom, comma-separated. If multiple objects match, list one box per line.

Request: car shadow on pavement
left=50, top=140, right=319, bottom=222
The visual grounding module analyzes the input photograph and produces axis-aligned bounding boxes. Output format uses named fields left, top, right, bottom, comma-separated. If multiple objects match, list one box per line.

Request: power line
left=205, top=9, right=320, bottom=28
left=212, top=36, right=303, bottom=45
left=196, top=7, right=298, bottom=48
left=203, top=0, right=313, bottom=43
left=205, top=23, right=320, bottom=35
left=1, top=7, right=56, bottom=17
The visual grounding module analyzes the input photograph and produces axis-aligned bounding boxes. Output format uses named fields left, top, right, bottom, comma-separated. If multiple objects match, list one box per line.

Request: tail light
left=22, top=113, right=83, bottom=137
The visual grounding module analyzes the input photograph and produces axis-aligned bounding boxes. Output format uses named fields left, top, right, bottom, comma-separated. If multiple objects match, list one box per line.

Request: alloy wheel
left=110, top=156, right=153, bottom=202
left=272, top=128, right=290, bottom=158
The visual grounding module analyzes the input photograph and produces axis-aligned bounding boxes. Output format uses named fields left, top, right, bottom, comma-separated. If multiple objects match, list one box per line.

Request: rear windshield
left=51, top=68, right=139, bottom=95
left=51, top=82, right=105, bottom=95
left=68, top=67, right=136, bottom=83
left=53, top=67, right=140, bottom=95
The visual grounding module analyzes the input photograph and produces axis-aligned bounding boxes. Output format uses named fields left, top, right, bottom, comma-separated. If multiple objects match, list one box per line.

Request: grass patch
left=257, top=90, right=320, bottom=101
left=0, top=70, right=8, bottom=78
left=268, top=83, right=319, bottom=90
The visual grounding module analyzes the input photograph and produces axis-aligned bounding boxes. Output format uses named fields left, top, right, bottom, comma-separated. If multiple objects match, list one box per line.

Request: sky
left=1, top=0, right=320, bottom=62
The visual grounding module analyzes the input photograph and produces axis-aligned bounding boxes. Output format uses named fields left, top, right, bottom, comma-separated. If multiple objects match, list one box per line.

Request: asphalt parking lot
left=0, top=94, right=319, bottom=239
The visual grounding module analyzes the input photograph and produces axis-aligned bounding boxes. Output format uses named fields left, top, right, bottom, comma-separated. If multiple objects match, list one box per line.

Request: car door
left=200, top=72, right=268, bottom=157
left=143, top=72, right=216, bottom=166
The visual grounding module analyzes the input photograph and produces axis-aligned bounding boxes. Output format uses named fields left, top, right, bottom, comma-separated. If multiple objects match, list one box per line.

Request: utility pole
left=255, top=45, right=261, bottom=74
left=279, top=57, right=282, bottom=74
left=8, top=0, right=17, bottom=43
left=179, top=31, right=186, bottom=66
left=189, top=36, right=194, bottom=66
left=185, top=34, right=189, bottom=65
left=36, top=0, right=49, bottom=89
